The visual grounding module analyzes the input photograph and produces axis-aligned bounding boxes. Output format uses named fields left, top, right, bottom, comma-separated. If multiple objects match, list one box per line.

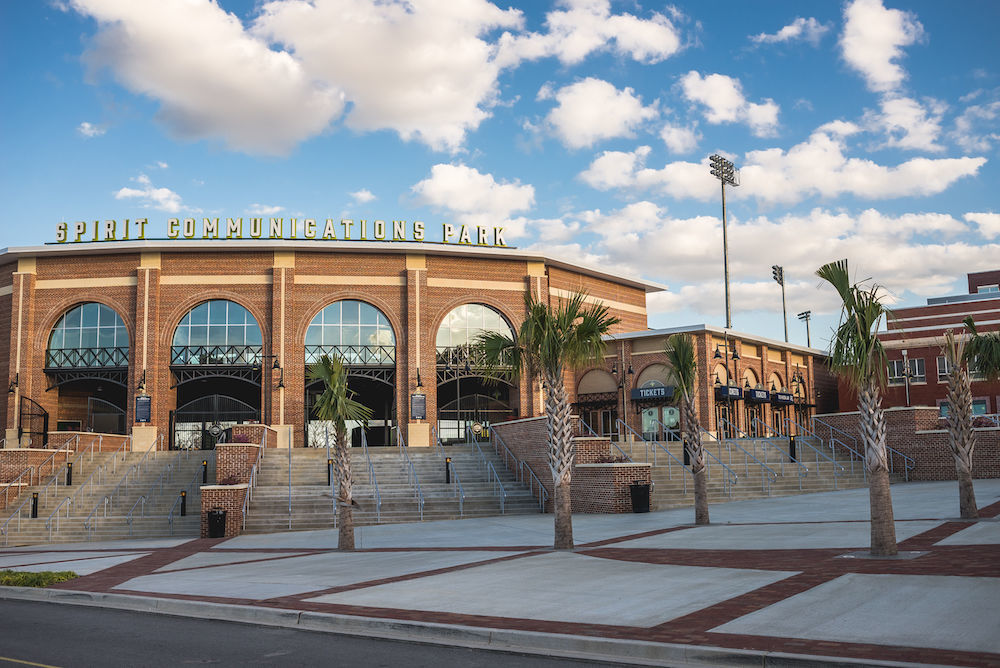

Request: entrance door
left=171, top=394, right=260, bottom=450
left=745, top=403, right=764, bottom=436
left=715, top=402, right=737, bottom=439
left=641, top=405, right=680, bottom=440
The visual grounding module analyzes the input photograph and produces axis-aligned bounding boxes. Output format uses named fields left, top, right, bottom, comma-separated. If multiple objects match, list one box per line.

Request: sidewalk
left=2, top=480, right=999, bottom=667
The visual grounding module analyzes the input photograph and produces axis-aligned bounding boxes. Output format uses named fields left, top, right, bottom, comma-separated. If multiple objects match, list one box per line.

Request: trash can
left=207, top=509, right=227, bottom=538
left=629, top=481, right=650, bottom=513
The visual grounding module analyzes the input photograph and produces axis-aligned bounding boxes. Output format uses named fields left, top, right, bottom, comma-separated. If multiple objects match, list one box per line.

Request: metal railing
left=486, top=461, right=507, bottom=514
left=806, top=416, right=914, bottom=481
left=491, top=429, right=549, bottom=512
left=701, top=428, right=777, bottom=495
left=170, top=466, right=206, bottom=535
left=45, top=346, right=129, bottom=368
left=1, top=492, right=35, bottom=546
left=0, top=467, right=35, bottom=510
left=719, top=417, right=808, bottom=486
left=394, top=427, right=424, bottom=520
left=84, top=435, right=159, bottom=539
left=466, top=425, right=491, bottom=472
left=752, top=417, right=846, bottom=489
left=432, top=427, right=467, bottom=517
left=170, top=344, right=262, bottom=366
left=127, top=461, right=175, bottom=535
left=44, top=496, right=73, bottom=542
left=618, top=419, right=690, bottom=493
left=980, top=413, right=1000, bottom=428
left=655, top=421, right=738, bottom=497
left=360, top=430, right=381, bottom=523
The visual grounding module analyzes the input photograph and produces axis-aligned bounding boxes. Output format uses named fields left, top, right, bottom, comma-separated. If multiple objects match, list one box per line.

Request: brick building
left=837, top=269, right=1000, bottom=417
left=0, top=237, right=834, bottom=450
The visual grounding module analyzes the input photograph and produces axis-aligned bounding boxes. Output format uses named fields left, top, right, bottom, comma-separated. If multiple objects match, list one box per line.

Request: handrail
left=1, top=492, right=35, bottom=546
left=361, top=430, right=380, bottom=523
left=753, top=417, right=846, bottom=488
left=44, top=496, right=74, bottom=541
left=394, top=426, right=425, bottom=520
left=491, top=430, right=549, bottom=512
left=655, top=421, right=738, bottom=497
left=578, top=418, right=600, bottom=438
left=84, top=435, right=158, bottom=538
left=0, top=466, right=36, bottom=510
left=701, top=427, right=777, bottom=494
left=37, top=437, right=77, bottom=484
left=447, top=460, right=466, bottom=518
left=811, top=415, right=860, bottom=452
left=486, top=461, right=507, bottom=514
left=719, top=417, right=808, bottom=484
left=981, top=413, right=1000, bottom=428
left=808, top=415, right=913, bottom=481
left=125, top=495, right=147, bottom=536
left=788, top=416, right=865, bottom=479
left=71, top=462, right=106, bottom=504
left=287, top=425, right=292, bottom=530
left=466, top=425, right=490, bottom=472
left=108, top=435, right=130, bottom=474
left=170, top=466, right=206, bottom=535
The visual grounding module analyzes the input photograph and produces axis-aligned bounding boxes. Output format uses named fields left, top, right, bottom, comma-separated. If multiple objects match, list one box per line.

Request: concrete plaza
left=1, top=480, right=999, bottom=667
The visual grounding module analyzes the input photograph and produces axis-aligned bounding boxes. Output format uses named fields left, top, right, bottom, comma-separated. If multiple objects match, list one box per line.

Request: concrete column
left=404, top=254, right=430, bottom=446
left=134, top=252, right=162, bottom=447
left=6, top=259, right=36, bottom=447
left=271, top=252, right=296, bottom=445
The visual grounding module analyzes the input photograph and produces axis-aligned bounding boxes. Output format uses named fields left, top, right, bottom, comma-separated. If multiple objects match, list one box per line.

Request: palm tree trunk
left=859, top=381, right=896, bottom=556
left=945, top=366, right=978, bottom=519
left=335, top=425, right=355, bottom=550
left=682, top=397, right=709, bottom=525
left=545, top=368, right=575, bottom=550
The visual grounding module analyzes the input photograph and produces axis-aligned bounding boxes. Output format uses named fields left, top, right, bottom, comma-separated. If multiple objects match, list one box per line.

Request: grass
left=0, top=570, right=77, bottom=587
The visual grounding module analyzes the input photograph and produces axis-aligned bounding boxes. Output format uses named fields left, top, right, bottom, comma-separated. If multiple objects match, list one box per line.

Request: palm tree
left=307, top=354, right=373, bottom=550
left=664, top=333, right=709, bottom=525
left=940, top=329, right=977, bottom=518
left=478, top=292, right=619, bottom=550
left=816, top=259, right=897, bottom=556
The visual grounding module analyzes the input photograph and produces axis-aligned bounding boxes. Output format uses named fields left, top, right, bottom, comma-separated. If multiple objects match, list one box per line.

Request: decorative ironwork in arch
left=171, top=366, right=262, bottom=388
left=46, top=302, right=129, bottom=373
left=171, top=300, right=263, bottom=367
left=435, top=304, right=514, bottom=384
left=305, top=300, right=396, bottom=366
left=45, top=367, right=128, bottom=391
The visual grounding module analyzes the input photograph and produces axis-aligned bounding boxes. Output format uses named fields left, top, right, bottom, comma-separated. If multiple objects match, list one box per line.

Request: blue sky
left=2, top=0, right=998, bottom=349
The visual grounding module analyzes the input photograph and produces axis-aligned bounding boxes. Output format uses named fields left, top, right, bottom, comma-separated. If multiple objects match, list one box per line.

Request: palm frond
left=964, top=316, right=1000, bottom=381
left=664, top=334, right=697, bottom=401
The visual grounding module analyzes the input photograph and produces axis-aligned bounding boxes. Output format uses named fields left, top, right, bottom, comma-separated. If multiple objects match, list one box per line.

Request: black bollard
left=202, top=460, right=208, bottom=484
left=327, top=459, right=333, bottom=486
left=180, top=491, right=187, bottom=516
left=445, top=457, right=451, bottom=484
left=789, top=435, right=797, bottom=461
left=31, top=492, right=38, bottom=518
left=66, top=461, right=73, bottom=486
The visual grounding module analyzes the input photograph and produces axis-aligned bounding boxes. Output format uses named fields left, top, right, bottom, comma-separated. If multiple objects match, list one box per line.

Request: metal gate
left=19, top=396, right=48, bottom=447
left=87, top=397, right=126, bottom=434
left=170, top=394, right=259, bottom=450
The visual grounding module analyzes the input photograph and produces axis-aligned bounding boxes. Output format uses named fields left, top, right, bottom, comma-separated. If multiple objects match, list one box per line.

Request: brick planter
left=200, top=485, right=248, bottom=538
left=573, top=463, right=652, bottom=513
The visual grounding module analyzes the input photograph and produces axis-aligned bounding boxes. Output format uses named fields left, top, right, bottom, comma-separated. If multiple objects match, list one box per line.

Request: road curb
left=0, top=586, right=942, bottom=668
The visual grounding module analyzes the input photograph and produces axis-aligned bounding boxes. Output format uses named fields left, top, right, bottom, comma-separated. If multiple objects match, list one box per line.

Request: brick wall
left=816, top=407, right=1000, bottom=480
left=200, top=486, right=247, bottom=538
left=493, top=415, right=650, bottom=514
left=215, top=444, right=261, bottom=484
left=230, top=424, right=278, bottom=448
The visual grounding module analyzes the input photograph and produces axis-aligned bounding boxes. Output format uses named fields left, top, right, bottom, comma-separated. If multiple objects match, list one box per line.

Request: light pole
left=710, top=154, right=739, bottom=329
left=797, top=310, right=812, bottom=347
left=771, top=265, right=787, bottom=342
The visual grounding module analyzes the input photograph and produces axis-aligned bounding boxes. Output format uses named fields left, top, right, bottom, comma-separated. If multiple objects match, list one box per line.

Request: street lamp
left=771, top=265, right=788, bottom=342
left=797, top=310, right=812, bottom=347
left=710, top=154, right=739, bottom=329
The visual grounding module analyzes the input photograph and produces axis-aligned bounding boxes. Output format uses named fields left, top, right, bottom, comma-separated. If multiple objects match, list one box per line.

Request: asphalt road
left=0, top=599, right=629, bottom=668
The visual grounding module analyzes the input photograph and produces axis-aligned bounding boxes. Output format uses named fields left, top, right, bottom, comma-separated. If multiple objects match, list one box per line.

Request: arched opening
left=435, top=303, right=517, bottom=444
left=712, top=364, right=740, bottom=438
left=45, top=302, right=130, bottom=435
left=741, top=369, right=767, bottom=436
left=634, top=364, right=678, bottom=441
left=768, top=372, right=790, bottom=435
left=169, top=300, right=263, bottom=449
left=303, top=300, right=396, bottom=447
left=575, top=369, right=618, bottom=436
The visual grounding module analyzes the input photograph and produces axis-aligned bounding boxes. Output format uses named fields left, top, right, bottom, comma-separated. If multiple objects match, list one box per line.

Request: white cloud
left=350, top=189, right=376, bottom=204
left=155, top=161, right=168, bottom=169
left=965, top=212, right=1000, bottom=239
left=561, top=203, right=994, bottom=319
left=72, top=0, right=341, bottom=156
left=751, top=17, right=830, bottom=46
left=867, top=96, right=945, bottom=151
left=659, top=121, right=700, bottom=154
left=951, top=100, right=1000, bottom=152
left=77, top=121, right=105, bottom=137
left=411, top=164, right=535, bottom=237
left=541, top=78, right=658, bottom=149
left=840, top=0, right=923, bottom=94
left=581, top=126, right=987, bottom=206
left=255, top=0, right=521, bottom=153
left=114, top=174, right=185, bottom=213
left=679, top=71, right=779, bottom=137
left=496, top=0, right=682, bottom=67
left=247, top=203, right=284, bottom=215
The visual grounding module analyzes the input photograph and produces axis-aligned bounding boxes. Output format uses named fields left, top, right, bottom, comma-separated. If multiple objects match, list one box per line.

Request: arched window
left=171, top=300, right=262, bottom=365
left=47, top=303, right=129, bottom=368
left=305, top=300, right=396, bottom=365
left=435, top=303, right=513, bottom=367
left=742, top=368, right=759, bottom=389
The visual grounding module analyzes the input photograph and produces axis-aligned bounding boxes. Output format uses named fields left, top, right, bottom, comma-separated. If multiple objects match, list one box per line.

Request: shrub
left=217, top=474, right=241, bottom=485
left=594, top=455, right=630, bottom=463
left=0, top=570, right=77, bottom=587
left=232, top=433, right=251, bottom=443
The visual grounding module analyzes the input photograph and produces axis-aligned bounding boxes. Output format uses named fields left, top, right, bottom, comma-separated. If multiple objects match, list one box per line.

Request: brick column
left=271, top=252, right=296, bottom=446
left=522, top=264, right=548, bottom=419
left=404, top=254, right=431, bottom=446
left=6, top=261, right=36, bottom=445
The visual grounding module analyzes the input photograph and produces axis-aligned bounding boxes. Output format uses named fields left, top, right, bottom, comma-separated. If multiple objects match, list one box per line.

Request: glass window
left=937, top=356, right=950, bottom=381
left=908, top=358, right=925, bottom=382
left=304, top=300, right=396, bottom=364
left=172, top=300, right=262, bottom=360
left=977, top=284, right=999, bottom=293
left=47, top=302, right=129, bottom=367
left=887, top=360, right=906, bottom=385
left=436, top=304, right=513, bottom=349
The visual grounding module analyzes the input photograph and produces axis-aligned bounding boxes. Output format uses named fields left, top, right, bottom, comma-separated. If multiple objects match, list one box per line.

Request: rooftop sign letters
left=54, top=218, right=507, bottom=248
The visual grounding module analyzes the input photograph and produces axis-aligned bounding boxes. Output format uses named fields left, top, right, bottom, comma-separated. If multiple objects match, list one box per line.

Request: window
left=937, top=356, right=950, bottom=381
left=888, top=358, right=924, bottom=384
left=940, top=399, right=990, bottom=417
left=977, top=284, right=999, bottom=294
left=887, top=360, right=906, bottom=385
left=47, top=303, right=129, bottom=367
left=435, top=303, right=513, bottom=348
left=908, top=358, right=926, bottom=382
left=304, top=300, right=395, bottom=365
left=172, top=300, right=262, bottom=365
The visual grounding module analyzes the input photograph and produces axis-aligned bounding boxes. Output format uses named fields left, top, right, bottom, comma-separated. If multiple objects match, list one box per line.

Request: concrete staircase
left=242, top=445, right=541, bottom=534
left=1, top=450, right=214, bottom=546
left=617, top=436, right=873, bottom=510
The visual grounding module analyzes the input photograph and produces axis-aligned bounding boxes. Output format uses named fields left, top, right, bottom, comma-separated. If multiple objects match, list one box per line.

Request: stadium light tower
left=772, top=265, right=787, bottom=342
left=709, top=154, right=739, bottom=329
left=797, top=310, right=812, bottom=347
